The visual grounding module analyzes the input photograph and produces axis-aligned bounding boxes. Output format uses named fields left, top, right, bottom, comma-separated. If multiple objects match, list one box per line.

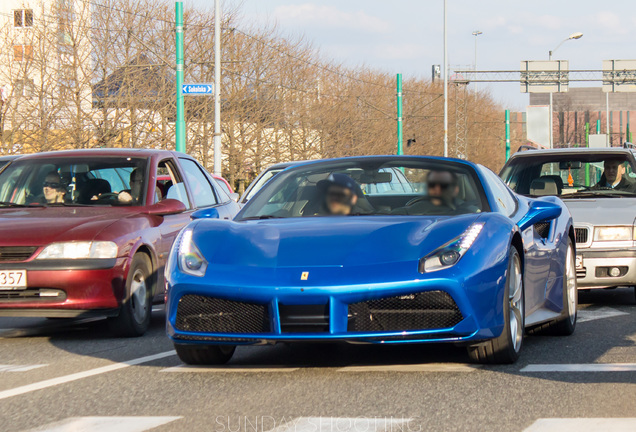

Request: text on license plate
left=0, top=270, right=27, bottom=289
left=575, top=256, right=583, bottom=270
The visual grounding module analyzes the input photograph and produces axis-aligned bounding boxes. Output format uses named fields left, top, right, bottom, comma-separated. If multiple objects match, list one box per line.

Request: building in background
left=0, top=0, right=93, bottom=152
left=531, top=88, right=636, bottom=147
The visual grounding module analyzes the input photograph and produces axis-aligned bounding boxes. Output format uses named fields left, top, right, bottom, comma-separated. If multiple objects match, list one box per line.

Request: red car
left=212, top=174, right=237, bottom=198
left=0, top=149, right=240, bottom=336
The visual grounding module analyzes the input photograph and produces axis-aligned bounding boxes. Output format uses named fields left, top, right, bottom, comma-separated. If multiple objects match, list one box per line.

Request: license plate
left=575, top=256, right=583, bottom=270
left=0, top=270, right=27, bottom=290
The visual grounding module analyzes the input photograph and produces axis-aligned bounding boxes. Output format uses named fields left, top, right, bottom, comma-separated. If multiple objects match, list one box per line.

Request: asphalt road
left=1, top=288, right=635, bottom=432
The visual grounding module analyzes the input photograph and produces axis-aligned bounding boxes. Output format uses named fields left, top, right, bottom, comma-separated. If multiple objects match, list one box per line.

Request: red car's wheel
left=108, top=253, right=153, bottom=337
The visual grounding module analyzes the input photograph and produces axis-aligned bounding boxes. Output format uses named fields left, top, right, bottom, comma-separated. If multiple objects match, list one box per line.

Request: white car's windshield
left=501, top=153, right=636, bottom=198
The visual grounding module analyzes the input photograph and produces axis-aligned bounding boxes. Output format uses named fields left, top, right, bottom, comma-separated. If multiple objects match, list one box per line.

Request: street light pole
left=175, top=1, right=185, bottom=153
left=548, top=32, right=583, bottom=148
left=472, top=30, right=482, bottom=94
left=397, top=73, right=403, bottom=155
left=443, top=0, right=448, bottom=157
left=213, top=0, right=222, bottom=175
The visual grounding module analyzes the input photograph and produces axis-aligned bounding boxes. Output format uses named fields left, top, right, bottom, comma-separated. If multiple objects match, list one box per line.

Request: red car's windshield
left=0, top=156, right=147, bottom=206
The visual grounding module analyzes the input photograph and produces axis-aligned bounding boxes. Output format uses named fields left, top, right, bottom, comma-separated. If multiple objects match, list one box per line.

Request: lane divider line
left=577, top=307, right=629, bottom=323
left=336, top=363, right=478, bottom=373
left=523, top=418, right=636, bottom=432
left=161, top=365, right=300, bottom=373
left=521, top=363, right=636, bottom=372
left=23, top=416, right=182, bottom=432
left=0, top=350, right=176, bottom=401
left=0, top=364, right=48, bottom=372
left=266, top=417, right=414, bottom=432
left=160, top=363, right=478, bottom=373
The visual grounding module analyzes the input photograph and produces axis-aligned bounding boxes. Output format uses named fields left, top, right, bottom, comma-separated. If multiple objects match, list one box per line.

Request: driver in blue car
left=393, top=170, right=469, bottom=215
left=306, top=173, right=365, bottom=216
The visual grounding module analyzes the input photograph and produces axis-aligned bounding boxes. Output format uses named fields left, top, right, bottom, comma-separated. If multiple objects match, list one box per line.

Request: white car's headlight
left=594, top=226, right=632, bottom=242
left=36, top=241, right=118, bottom=259
left=178, top=228, right=207, bottom=277
left=420, top=223, right=484, bottom=273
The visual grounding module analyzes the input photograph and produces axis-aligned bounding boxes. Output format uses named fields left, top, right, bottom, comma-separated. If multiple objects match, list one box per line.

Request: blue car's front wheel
left=175, top=344, right=236, bottom=365
left=467, top=245, right=524, bottom=364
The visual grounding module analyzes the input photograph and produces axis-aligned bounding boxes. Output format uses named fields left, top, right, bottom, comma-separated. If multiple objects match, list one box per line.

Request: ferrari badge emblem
left=300, top=272, right=309, bottom=281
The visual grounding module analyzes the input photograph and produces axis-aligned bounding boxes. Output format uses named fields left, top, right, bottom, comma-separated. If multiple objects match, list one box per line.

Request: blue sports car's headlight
left=419, top=223, right=484, bottom=273
left=177, top=228, right=208, bottom=277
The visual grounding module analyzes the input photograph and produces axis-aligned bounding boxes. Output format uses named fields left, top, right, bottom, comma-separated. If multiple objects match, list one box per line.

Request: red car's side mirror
left=144, top=199, right=187, bottom=216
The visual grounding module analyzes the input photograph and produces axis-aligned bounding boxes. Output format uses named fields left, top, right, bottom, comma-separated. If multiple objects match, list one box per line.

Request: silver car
left=501, top=147, right=636, bottom=300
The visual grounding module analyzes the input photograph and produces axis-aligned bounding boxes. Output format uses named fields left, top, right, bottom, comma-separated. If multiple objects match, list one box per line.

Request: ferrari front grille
left=278, top=303, right=329, bottom=333
left=175, top=295, right=270, bottom=334
left=575, top=228, right=589, bottom=244
left=0, top=246, right=38, bottom=262
left=347, top=290, right=463, bottom=332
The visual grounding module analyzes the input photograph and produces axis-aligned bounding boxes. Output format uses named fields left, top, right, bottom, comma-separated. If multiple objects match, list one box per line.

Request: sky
left=188, top=0, right=636, bottom=110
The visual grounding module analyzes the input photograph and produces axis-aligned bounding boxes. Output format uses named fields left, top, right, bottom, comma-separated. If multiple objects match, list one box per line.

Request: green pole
left=505, top=109, right=510, bottom=161
left=596, top=118, right=601, bottom=134
left=397, top=73, right=403, bottom=155
left=175, top=1, right=186, bottom=153
left=584, top=123, right=590, bottom=185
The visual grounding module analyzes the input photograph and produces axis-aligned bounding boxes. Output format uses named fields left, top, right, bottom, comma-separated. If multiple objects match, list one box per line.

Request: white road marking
left=523, top=418, right=636, bottom=431
left=337, top=363, right=477, bottom=373
left=0, top=350, right=176, bottom=401
left=577, top=307, right=629, bottom=323
left=161, top=365, right=300, bottom=373
left=266, top=417, right=413, bottom=432
left=161, top=363, right=477, bottom=373
left=521, top=363, right=636, bottom=372
left=23, top=416, right=182, bottom=432
left=0, top=364, right=47, bottom=372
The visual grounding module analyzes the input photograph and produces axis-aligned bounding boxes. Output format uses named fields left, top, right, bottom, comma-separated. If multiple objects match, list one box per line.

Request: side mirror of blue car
left=191, top=207, right=220, bottom=220
left=518, top=200, right=562, bottom=232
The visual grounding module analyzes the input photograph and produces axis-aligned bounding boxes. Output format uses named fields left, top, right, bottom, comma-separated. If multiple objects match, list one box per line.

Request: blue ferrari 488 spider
left=165, top=156, right=577, bottom=365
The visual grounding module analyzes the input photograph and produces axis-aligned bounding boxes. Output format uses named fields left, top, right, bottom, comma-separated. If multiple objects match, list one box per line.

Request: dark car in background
left=501, top=146, right=636, bottom=301
left=0, top=148, right=240, bottom=336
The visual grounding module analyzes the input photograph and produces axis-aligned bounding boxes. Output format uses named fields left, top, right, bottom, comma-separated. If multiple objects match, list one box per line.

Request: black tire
left=108, top=253, right=153, bottom=337
left=530, top=239, right=577, bottom=336
left=468, top=246, right=525, bottom=364
left=175, top=344, right=236, bottom=365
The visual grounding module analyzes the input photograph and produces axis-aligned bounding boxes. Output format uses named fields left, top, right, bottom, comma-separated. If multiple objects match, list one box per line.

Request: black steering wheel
left=94, top=192, right=120, bottom=201
left=405, top=195, right=432, bottom=206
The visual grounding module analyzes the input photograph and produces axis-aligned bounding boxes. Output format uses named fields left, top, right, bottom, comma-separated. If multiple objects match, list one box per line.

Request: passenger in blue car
left=308, top=173, right=365, bottom=216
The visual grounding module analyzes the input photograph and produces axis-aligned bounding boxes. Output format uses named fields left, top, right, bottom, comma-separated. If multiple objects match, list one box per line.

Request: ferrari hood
left=193, top=214, right=482, bottom=269
left=0, top=207, right=131, bottom=246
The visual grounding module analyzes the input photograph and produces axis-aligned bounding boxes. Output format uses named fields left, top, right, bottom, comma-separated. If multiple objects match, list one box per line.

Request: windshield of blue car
left=237, top=160, right=488, bottom=219
left=501, top=153, right=636, bottom=198
left=242, top=168, right=284, bottom=202
left=0, top=156, right=148, bottom=206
